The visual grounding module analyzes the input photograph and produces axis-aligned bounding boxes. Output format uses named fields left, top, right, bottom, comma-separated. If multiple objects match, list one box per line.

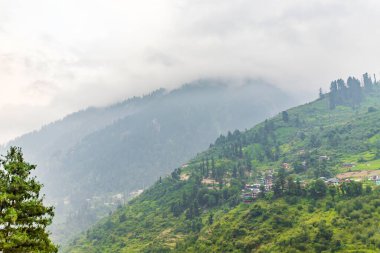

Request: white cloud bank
left=1, top=0, right=380, bottom=143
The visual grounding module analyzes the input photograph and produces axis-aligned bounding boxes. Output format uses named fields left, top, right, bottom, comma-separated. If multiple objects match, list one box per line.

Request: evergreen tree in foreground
left=0, top=147, right=57, bottom=253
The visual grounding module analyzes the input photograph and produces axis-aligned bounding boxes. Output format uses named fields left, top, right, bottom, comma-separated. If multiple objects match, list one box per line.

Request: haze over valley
left=2, top=1, right=380, bottom=252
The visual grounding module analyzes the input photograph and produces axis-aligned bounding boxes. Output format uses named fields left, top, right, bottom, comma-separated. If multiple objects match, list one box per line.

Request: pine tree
left=0, top=147, right=58, bottom=252
left=347, top=77, right=362, bottom=108
left=363, top=72, right=373, bottom=90
left=282, top=111, right=289, bottom=122
left=329, top=81, right=338, bottom=110
left=208, top=213, right=214, bottom=225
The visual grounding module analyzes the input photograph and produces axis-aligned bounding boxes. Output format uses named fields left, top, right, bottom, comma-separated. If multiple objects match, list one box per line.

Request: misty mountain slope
left=2, top=79, right=296, bottom=243
left=66, top=81, right=380, bottom=253
left=60, top=80, right=293, bottom=199
left=3, top=92, right=153, bottom=167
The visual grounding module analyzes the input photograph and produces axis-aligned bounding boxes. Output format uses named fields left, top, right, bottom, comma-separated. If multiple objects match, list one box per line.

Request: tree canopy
left=0, top=147, right=57, bottom=253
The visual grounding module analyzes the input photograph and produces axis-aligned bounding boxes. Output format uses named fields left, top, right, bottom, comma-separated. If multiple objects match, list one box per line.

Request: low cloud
left=1, top=0, right=380, bottom=143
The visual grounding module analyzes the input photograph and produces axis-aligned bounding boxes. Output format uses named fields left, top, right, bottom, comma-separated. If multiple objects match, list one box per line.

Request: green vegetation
left=66, top=75, right=380, bottom=252
left=0, top=147, right=57, bottom=252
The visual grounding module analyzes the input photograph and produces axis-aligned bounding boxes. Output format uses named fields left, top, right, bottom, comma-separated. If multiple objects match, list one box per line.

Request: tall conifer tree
left=0, top=147, right=57, bottom=253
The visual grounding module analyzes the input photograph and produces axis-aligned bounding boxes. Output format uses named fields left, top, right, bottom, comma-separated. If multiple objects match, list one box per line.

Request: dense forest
left=328, top=72, right=376, bottom=109
left=65, top=73, right=380, bottom=252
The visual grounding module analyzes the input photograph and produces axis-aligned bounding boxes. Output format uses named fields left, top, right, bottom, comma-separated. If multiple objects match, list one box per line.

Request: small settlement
left=242, top=170, right=274, bottom=203
left=241, top=165, right=380, bottom=204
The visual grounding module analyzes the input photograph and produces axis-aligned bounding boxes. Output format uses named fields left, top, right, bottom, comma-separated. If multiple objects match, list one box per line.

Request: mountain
left=1, top=79, right=295, bottom=244
left=65, top=76, right=380, bottom=252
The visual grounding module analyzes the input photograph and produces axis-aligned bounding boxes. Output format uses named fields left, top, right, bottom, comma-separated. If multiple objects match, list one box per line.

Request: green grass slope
left=65, top=85, right=380, bottom=253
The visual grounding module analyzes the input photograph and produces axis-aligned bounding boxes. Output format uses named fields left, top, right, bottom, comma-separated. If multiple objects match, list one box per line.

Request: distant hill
left=65, top=75, right=380, bottom=252
left=1, top=79, right=296, bottom=244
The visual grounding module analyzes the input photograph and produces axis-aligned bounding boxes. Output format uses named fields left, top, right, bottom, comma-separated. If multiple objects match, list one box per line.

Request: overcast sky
left=1, top=0, right=380, bottom=144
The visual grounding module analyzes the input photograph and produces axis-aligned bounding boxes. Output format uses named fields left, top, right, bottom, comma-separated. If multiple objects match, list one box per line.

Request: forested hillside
left=0, top=79, right=294, bottom=245
left=66, top=74, right=380, bottom=252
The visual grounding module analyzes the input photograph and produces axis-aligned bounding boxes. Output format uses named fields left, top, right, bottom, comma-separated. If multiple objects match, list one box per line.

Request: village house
left=319, top=155, right=330, bottom=161
left=242, top=192, right=254, bottom=203
left=368, top=175, right=380, bottom=185
left=342, top=162, right=355, bottom=168
left=326, top=178, right=339, bottom=186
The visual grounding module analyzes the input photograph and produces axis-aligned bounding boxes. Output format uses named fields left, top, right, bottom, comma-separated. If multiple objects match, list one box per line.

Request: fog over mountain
left=2, top=0, right=380, bottom=143
left=2, top=78, right=297, bottom=243
left=2, top=0, right=380, bottom=249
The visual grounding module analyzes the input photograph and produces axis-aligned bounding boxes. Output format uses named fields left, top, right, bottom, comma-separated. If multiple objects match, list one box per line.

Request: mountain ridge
left=65, top=75, right=380, bottom=252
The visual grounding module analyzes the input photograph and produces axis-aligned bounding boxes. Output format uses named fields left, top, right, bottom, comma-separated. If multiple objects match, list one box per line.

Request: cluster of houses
left=242, top=170, right=274, bottom=203
left=237, top=150, right=380, bottom=204
left=323, top=175, right=380, bottom=186
left=241, top=175, right=344, bottom=204
left=241, top=169, right=380, bottom=204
